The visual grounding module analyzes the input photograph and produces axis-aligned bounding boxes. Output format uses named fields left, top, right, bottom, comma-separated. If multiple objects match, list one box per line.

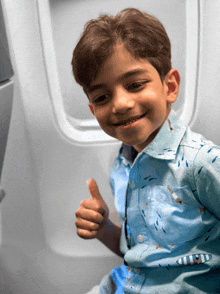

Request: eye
left=92, top=94, right=111, bottom=105
left=126, top=81, right=149, bottom=92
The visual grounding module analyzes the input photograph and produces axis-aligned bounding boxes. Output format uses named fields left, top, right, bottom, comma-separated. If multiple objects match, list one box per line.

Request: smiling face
left=87, top=43, right=180, bottom=152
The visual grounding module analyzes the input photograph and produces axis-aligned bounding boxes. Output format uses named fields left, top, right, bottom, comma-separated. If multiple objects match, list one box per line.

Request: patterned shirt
left=100, top=109, right=220, bottom=293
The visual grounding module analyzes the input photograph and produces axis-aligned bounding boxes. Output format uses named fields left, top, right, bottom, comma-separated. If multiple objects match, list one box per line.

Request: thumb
left=87, top=178, right=103, bottom=201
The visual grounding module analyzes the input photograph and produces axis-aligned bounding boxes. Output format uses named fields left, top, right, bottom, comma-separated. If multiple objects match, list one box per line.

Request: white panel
left=0, top=1, right=13, bottom=82
left=190, top=0, right=220, bottom=145
left=0, top=1, right=121, bottom=293
left=0, top=81, right=13, bottom=177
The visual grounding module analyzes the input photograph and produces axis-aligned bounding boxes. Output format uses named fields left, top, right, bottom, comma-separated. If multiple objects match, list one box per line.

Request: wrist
left=95, top=214, right=111, bottom=241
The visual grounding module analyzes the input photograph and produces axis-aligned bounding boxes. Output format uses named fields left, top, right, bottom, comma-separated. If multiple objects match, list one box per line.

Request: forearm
left=96, top=218, right=122, bottom=258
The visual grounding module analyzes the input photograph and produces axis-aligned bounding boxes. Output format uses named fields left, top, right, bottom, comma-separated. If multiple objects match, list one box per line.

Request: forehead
left=97, top=44, right=151, bottom=78
left=87, top=44, right=158, bottom=93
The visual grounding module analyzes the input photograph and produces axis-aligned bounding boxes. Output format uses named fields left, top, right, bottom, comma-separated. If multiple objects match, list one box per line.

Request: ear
left=164, top=69, right=180, bottom=104
left=89, top=102, right=95, bottom=115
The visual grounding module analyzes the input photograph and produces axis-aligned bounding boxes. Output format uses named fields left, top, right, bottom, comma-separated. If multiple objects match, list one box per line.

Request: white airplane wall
left=0, top=0, right=220, bottom=293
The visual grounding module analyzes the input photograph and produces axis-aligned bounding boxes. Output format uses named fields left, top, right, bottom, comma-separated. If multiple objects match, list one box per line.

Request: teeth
left=121, top=117, right=139, bottom=126
left=114, top=113, right=146, bottom=127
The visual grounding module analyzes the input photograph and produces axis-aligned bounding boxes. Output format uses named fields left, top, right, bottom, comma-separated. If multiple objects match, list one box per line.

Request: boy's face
left=87, top=43, right=180, bottom=152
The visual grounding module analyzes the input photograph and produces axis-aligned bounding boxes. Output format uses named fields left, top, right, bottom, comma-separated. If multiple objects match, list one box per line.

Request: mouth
left=113, top=112, right=147, bottom=127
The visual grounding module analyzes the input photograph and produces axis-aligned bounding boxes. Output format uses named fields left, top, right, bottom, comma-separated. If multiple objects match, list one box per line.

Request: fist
left=75, top=179, right=109, bottom=239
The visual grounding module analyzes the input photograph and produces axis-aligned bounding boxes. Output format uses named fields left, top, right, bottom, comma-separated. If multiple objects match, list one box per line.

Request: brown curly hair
left=72, top=8, right=171, bottom=91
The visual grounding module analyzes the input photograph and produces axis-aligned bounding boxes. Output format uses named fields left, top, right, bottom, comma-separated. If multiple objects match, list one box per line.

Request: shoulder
left=181, top=126, right=220, bottom=169
left=193, top=144, right=220, bottom=176
left=180, top=126, right=213, bottom=150
left=190, top=142, right=220, bottom=219
left=173, top=124, right=220, bottom=181
left=178, top=125, right=220, bottom=160
left=180, top=127, right=220, bottom=179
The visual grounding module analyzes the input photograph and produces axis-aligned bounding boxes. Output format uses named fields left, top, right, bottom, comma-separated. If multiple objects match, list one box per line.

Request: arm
left=75, top=178, right=122, bottom=257
left=96, top=218, right=122, bottom=257
left=193, top=145, right=220, bottom=219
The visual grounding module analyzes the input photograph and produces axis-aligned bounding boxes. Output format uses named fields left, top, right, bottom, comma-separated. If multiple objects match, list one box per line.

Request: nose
left=112, top=88, right=135, bottom=114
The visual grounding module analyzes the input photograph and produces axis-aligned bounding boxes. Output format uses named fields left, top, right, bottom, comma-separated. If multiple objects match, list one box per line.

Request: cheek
left=138, top=90, right=161, bottom=105
left=94, top=110, right=108, bottom=126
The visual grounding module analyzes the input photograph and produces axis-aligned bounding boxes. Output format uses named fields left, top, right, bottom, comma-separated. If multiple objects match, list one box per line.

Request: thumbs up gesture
left=75, top=179, right=109, bottom=239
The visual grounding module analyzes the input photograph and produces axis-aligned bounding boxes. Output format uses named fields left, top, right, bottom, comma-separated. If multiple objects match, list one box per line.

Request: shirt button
left=129, top=181, right=135, bottom=189
left=137, top=234, right=143, bottom=243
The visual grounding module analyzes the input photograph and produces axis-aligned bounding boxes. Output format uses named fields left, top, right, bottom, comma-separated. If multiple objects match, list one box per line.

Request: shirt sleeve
left=193, top=144, right=220, bottom=220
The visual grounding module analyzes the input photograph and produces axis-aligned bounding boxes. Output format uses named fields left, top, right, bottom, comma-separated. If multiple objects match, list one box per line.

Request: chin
left=122, top=137, right=149, bottom=148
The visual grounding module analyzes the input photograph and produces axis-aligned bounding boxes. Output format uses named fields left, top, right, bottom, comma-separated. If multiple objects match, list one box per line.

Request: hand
left=75, top=179, right=109, bottom=239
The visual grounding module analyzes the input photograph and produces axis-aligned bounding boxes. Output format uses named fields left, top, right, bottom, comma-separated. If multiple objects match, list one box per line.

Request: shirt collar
left=120, top=143, right=138, bottom=163
left=120, top=109, right=186, bottom=161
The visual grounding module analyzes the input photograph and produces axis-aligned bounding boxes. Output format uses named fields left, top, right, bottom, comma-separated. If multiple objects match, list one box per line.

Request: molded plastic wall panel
left=0, top=1, right=14, bottom=178
left=190, top=0, right=220, bottom=146
left=0, top=1, right=122, bottom=293
left=0, top=81, right=13, bottom=178
left=0, top=1, right=13, bottom=82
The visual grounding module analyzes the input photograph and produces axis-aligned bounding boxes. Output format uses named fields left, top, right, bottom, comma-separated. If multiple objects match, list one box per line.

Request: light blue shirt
left=100, top=110, right=220, bottom=293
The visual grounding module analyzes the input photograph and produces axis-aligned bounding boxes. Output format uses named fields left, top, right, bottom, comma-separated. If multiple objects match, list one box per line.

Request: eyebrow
left=87, top=69, right=150, bottom=93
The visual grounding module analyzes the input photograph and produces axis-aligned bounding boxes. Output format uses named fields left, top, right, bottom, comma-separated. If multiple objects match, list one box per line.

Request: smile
left=113, top=113, right=147, bottom=127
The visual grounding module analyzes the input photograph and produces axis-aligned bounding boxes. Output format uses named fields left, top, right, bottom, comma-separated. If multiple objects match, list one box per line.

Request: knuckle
left=95, top=203, right=106, bottom=215
left=77, top=228, right=97, bottom=239
left=75, top=207, right=82, bottom=217
left=97, top=213, right=104, bottom=223
left=77, top=228, right=86, bottom=239
left=75, top=219, right=80, bottom=228
left=93, top=202, right=101, bottom=211
left=90, top=222, right=99, bottom=231
left=80, top=200, right=86, bottom=207
left=75, top=218, right=99, bottom=232
left=80, top=199, right=92, bottom=208
left=93, top=211, right=101, bottom=222
left=76, top=229, right=83, bottom=237
left=90, top=230, right=98, bottom=238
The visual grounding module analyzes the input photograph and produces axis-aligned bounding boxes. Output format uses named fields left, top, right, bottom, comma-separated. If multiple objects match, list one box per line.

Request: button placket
left=127, top=159, right=149, bottom=247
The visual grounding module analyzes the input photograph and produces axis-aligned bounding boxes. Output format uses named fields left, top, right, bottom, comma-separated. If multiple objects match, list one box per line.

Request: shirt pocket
left=140, top=185, right=205, bottom=246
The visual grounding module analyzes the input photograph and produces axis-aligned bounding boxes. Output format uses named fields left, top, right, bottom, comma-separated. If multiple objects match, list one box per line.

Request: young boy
left=73, top=8, right=220, bottom=293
